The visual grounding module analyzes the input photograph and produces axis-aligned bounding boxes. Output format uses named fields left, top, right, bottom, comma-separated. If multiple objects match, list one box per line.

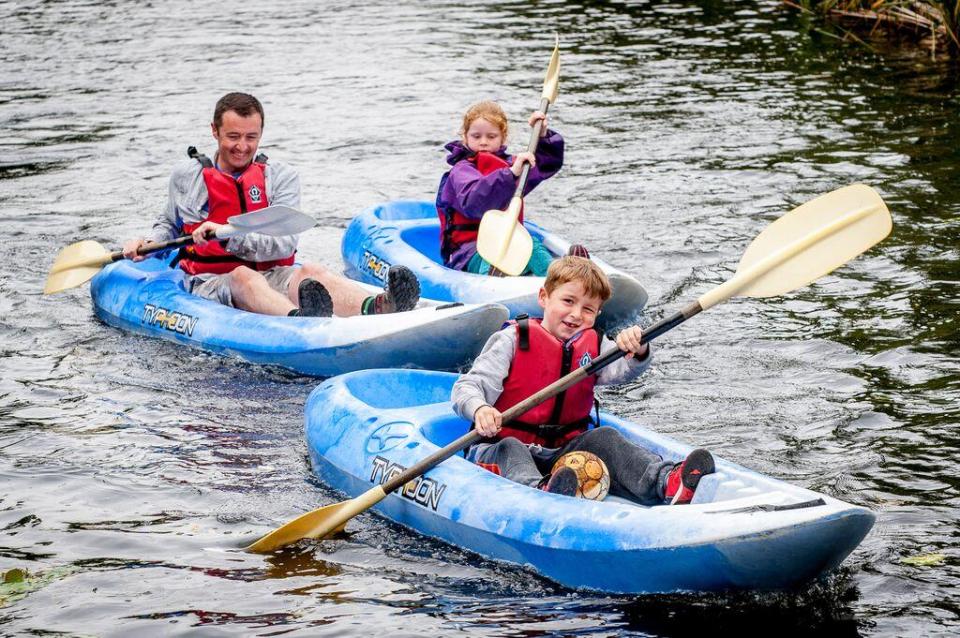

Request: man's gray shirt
left=148, top=155, right=302, bottom=262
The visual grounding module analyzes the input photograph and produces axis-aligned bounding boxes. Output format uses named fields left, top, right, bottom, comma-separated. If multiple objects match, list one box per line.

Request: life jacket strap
left=187, top=146, right=269, bottom=168
left=175, top=247, right=243, bottom=264
left=187, top=146, right=214, bottom=168
left=516, top=314, right=530, bottom=350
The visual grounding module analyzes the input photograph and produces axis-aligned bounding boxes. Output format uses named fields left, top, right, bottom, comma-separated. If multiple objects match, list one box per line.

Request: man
left=122, top=92, right=419, bottom=317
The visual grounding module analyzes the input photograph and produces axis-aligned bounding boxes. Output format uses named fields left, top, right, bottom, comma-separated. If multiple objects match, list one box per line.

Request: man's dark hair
left=213, top=92, right=265, bottom=129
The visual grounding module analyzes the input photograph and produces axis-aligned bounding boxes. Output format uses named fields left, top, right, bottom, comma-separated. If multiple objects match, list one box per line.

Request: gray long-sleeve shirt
left=451, top=327, right=652, bottom=422
left=148, top=153, right=302, bottom=261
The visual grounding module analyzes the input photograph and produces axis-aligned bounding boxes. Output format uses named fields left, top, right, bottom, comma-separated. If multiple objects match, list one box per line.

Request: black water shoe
left=298, top=278, right=334, bottom=318
left=370, top=265, right=420, bottom=313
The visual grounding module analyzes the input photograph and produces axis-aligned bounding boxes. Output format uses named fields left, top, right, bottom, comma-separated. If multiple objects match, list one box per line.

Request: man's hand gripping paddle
left=43, top=205, right=315, bottom=294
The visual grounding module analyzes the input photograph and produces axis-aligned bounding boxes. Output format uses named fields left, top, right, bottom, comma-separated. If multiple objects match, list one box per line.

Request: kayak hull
left=90, top=255, right=509, bottom=376
left=304, top=369, right=875, bottom=594
left=341, top=201, right=649, bottom=330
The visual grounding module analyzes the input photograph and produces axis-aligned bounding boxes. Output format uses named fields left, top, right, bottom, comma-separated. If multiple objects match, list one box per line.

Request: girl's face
left=464, top=117, right=504, bottom=153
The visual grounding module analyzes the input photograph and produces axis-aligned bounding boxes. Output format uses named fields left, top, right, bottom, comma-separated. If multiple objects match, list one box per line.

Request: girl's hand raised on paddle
left=474, top=405, right=503, bottom=437
left=616, top=325, right=648, bottom=360
left=528, top=110, right=549, bottom=137
left=510, top=152, right=535, bottom=177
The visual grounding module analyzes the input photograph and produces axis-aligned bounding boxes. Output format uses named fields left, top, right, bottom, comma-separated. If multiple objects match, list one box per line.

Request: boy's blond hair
left=544, top=256, right=612, bottom=302
left=461, top=101, right=509, bottom=139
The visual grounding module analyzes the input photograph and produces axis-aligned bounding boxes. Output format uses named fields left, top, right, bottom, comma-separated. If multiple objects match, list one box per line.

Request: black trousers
left=466, top=426, right=676, bottom=505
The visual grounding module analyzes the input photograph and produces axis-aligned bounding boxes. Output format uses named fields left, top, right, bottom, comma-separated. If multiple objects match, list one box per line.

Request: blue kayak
left=90, top=255, right=509, bottom=377
left=305, top=369, right=875, bottom=594
left=341, top=201, right=649, bottom=329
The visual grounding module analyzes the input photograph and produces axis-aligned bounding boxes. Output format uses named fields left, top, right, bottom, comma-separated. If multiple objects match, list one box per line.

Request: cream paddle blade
left=475, top=197, right=534, bottom=275
left=247, top=184, right=892, bottom=554
left=476, top=36, right=560, bottom=275
left=542, top=33, right=560, bottom=103
left=43, top=205, right=316, bottom=295
left=246, top=487, right=387, bottom=553
left=699, top=184, right=892, bottom=309
left=43, top=241, right=113, bottom=294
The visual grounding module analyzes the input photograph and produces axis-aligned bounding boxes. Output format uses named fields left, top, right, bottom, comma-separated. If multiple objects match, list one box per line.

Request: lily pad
left=3, top=568, right=26, bottom=584
left=0, top=565, right=82, bottom=607
left=901, top=553, right=947, bottom=567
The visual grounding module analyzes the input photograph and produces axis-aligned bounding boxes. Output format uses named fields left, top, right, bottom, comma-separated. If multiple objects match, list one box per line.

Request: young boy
left=451, top=256, right=715, bottom=504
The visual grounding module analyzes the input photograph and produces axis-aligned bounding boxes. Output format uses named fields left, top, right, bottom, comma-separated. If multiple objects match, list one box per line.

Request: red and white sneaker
left=567, top=244, right=590, bottom=259
left=664, top=449, right=715, bottom=505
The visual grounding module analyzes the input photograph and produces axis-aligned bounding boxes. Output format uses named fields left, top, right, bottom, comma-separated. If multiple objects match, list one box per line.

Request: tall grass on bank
left=785, top=1, right=960, bottom=57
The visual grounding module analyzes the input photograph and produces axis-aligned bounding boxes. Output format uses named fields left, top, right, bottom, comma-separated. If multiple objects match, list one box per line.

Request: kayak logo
left=579, top=352, right=592, bottom=368
left=142, top=304, right=199, bottom=337
left=366, top=421, right=413, bottom=454
left=248, top=184, right=262, bottom=203
left=361, top=250, right=390, bottom=283
left=370, top=455, right=447, bottom=511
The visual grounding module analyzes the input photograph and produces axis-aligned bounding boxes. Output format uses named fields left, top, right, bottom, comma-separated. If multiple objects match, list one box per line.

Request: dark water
left=1, top=0, right=958, bottom=635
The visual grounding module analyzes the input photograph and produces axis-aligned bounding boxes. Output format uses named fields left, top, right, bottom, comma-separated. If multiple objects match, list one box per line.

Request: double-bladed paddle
left=43, top=205, right=316, bottom=295
left=475, top=35, right=561, bottom=276
left=246, top=183, right=892, bottom=554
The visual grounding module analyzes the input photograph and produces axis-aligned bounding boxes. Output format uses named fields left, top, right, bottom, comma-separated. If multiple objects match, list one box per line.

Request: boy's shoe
left=298, top=278, right=334, bottom=317
left=567, top=244, right=590, bottom=259
left=540, top=466, right=579, bottom=497
left=372, top=266, right=421, bottom=313
left=664, top=448, right=715, bottom=505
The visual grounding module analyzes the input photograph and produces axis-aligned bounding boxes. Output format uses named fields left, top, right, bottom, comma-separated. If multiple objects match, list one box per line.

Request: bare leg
left=286, top=263, right=367, bottom=317
left=228, top=266, right=297, bottom=315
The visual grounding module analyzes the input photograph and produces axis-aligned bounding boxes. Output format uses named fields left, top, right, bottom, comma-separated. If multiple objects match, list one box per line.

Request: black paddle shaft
left=108, top=233, right=214, bottom=263
left=380, top=300, right=703, bottom=494
left=512, top=97, right=552, bottom=199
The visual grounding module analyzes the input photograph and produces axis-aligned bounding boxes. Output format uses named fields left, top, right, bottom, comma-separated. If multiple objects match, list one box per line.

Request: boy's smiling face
left=538, top=281, right=602, bottom=341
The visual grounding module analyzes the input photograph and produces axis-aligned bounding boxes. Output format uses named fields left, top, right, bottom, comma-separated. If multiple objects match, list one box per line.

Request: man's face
left=211, top=110, right=262, bottom=173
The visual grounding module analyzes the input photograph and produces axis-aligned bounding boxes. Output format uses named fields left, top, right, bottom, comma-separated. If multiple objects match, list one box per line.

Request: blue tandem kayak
left=305, top=368, right=875, bottom=594
left=90, top=254, right=509, bottom=376
left=341, top=201, right=649, bottom=329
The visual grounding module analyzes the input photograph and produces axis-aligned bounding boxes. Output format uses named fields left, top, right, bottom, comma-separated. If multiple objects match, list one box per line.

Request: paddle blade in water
left=542, top=35, right=560, bottom=104
left=698, top=184, right=892, bottom=309
left=245, top=485, right=387, bottom=553
left=476, top=199, right=533, bottom=276
left=44, top=241, right=114, bottom=294
left=221, top=205, right=316, bottom=237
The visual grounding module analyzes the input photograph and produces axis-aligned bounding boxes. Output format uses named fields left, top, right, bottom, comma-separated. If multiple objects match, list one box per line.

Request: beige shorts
left=188, top=266, right=300, bottom=308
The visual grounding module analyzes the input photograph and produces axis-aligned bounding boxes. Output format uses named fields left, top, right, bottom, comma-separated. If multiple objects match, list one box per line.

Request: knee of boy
left=583, top=426, right=622, bottom=445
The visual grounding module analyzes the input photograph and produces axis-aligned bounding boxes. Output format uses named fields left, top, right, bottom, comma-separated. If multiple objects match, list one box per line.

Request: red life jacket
left=436, top=151, right=524, bottom=263
left=176, top=147, right=296, bottom=276
left=492, top=316, right=599, bottom=447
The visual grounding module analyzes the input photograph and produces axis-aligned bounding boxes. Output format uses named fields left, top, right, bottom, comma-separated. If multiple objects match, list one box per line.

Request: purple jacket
left=436, top=130, right=564, bottom=269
